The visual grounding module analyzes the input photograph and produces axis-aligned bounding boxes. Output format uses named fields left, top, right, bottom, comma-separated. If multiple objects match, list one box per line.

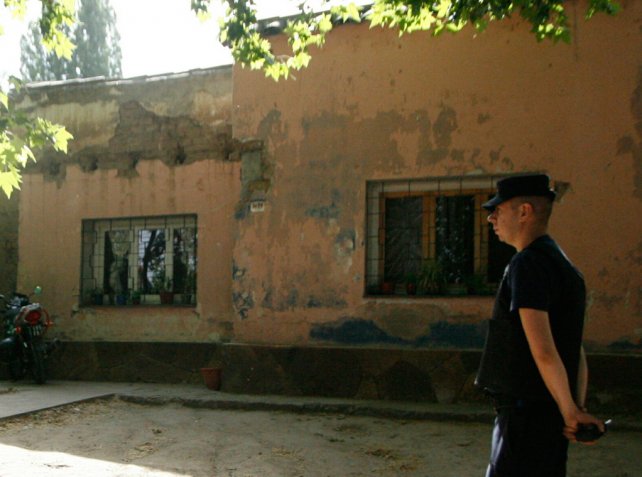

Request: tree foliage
left=0, top=77, right=72, bottom=197
left=20, top=0, right=122, bottom=82
left=191, top=0, right=620, bottom=81
left=1, top=0, right=75, bottom=198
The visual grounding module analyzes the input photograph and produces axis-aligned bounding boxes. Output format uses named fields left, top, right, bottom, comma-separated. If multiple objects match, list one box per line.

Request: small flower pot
left=200, top=367, right=222, bottom=391
left=381, top=282, right=395, bottom=295
left=159, top=291, right=174, bottom=305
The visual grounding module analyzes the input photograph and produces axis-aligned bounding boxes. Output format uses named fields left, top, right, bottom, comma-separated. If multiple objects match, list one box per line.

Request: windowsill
left=364, top=293, right=495, bottom=299
left=80, top=304, right=197, bottom=309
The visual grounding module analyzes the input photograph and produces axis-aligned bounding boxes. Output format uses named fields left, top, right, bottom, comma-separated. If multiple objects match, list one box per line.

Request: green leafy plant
left=1, top=0, right=75, bottom=198
left=151, top=274, right=173, bottom=293
left=130, top=289, right=142, bottom=304
left=1, top=77, right=73, bottom=197
left=86, top=286, right=104, bottom=305
left=418, top=260, right=445, bottom=295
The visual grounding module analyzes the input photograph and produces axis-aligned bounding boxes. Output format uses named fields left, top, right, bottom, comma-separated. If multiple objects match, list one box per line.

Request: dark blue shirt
left=481, top=235, right=586, bottom=400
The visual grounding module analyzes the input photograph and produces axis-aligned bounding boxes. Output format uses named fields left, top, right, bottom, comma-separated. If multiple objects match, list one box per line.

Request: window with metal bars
left=366, top=176, right=514, bottom=296
left=81, top=215, right=197, bottom=306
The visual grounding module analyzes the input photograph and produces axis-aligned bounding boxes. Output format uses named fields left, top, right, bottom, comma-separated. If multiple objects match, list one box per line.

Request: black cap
left=483, top=174, right=556, bottom=211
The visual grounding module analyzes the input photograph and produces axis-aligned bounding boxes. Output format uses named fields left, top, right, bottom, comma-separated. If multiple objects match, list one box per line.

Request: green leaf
left=0, top=170, right=22, bottom=199
left=318, top=14, right=333, bottom=34
left=52, top=126, right=73, bottom=153
left=346, top=3, right=362, bottom=22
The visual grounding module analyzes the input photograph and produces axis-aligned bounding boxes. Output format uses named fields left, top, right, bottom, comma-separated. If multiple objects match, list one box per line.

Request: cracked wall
left=231, top=3, right=642, bottom=350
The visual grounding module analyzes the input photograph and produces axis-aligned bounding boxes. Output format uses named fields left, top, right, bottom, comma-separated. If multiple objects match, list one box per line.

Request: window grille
left=81, top=215, right=197, bottom=306
left=365, top=176, right=514, bottom=296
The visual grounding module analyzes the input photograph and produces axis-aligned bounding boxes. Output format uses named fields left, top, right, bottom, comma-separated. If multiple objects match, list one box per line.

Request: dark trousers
left=485, top=399, right=569, bottom=477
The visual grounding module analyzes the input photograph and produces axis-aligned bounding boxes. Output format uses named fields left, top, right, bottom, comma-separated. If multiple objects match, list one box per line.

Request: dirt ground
left=0, top=398, right=637, bottom=477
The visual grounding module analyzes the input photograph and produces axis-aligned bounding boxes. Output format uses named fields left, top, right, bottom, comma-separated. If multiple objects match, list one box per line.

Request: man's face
left=487, top=199, right=521, bottom=246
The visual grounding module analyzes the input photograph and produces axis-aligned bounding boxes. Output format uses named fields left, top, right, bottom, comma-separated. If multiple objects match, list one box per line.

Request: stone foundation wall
left=2, top=342, right=638, bottom=411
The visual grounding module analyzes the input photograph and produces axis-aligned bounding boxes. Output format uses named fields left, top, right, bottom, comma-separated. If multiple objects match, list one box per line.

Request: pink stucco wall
left=19, top=159, right=239, bottom=342
left=231, top=2, right=642, bottom=349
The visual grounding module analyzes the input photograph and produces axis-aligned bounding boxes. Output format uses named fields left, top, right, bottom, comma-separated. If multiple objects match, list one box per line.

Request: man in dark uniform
left=476, top=174, right=604, bottom=477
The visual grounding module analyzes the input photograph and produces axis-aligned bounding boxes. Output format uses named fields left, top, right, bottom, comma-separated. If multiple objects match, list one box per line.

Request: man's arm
left=519, top=308, right=603, bottom=441
left=576, top=345, right=588, bottom=409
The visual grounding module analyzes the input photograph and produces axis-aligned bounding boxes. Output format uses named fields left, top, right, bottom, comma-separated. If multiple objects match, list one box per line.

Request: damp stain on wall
left=305, top=203, right=340, bottom=219
left=616, top=66, right=642, bottom=201
left=310, top=318, right=487, bottom=348
left=232, top=291, right=254, bottom=319
left=310, top=318, right=409, bottom=345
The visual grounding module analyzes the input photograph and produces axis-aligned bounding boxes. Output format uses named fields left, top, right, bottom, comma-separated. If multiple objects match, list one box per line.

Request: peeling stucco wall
left=17, top=68, right=234, bottom=182
left=231, top=2, right=642, bottom=350
left=15, top=66, right=241, bottom=343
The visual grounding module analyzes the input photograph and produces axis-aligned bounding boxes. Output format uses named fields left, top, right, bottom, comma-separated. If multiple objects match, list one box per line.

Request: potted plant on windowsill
left=115, top=290, right=128, bottom=306
left=131, top=289, right=142, bottom=305
left=418, top=260, right=445, bottom=295
left=380, top=280, right=395, bottom=295
left=159, top=278, right=174, bottom=305
left=90, top=287, right=105, bottom=306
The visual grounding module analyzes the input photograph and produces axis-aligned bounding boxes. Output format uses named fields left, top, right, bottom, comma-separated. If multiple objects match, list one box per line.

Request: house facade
left=6, top=1, right=641, bottom=399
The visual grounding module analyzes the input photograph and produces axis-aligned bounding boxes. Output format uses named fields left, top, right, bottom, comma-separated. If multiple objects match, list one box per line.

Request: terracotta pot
left=200, top=367, right=222, bottom=390
left=159, top=291, right=174, bottom=305
left=381, top=282, right=395, bottom=295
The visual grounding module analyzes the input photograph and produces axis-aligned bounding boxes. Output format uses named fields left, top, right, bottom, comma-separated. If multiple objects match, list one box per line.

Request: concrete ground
left=0, top=381, right=640, bottom=476
left=0, top=380, right=497, bottom=423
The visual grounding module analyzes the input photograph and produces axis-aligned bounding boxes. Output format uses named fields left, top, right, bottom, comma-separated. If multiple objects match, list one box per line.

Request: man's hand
left=562, top=407, right=605, bottom=443
left=519, top=308, right=605, bottom=444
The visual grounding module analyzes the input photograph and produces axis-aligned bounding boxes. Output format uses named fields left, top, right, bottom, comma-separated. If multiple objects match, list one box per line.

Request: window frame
left=365, top=175, right=512, bottom=297
left=80, top=214, right=197, bottom=306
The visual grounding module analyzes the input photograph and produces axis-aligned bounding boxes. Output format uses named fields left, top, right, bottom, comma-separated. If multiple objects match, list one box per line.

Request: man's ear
left=518, top=202, right=534, bottom=221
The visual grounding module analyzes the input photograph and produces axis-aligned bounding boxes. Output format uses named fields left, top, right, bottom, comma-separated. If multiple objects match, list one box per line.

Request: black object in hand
left=575, top=420, right=611, bottom=442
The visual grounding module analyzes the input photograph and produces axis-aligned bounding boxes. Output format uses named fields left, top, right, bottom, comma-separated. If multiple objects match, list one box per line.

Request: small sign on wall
left=250, top=200, right=265, bottom=213
left=249, top=190, right=266, bottom=213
